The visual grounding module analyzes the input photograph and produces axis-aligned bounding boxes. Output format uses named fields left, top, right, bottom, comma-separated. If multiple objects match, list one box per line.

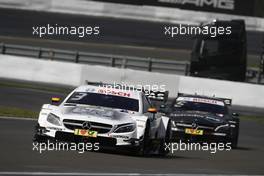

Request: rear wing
left=177, top=92, right=232, bottom=105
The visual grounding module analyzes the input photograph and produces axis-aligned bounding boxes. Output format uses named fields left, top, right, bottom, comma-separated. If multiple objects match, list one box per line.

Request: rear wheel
left=159, top=120, right=172, bottom=156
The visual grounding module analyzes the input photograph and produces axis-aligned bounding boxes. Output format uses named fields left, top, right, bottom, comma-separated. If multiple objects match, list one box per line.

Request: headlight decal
left=114, top=123, right=136, bottom=133
left=47, top=113, right=62, bottom=126
left=214, top=124, right=229, bottom=132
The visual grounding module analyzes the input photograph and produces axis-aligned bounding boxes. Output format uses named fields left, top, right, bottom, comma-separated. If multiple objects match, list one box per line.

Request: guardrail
left=0, top=43, right=189, bottom=75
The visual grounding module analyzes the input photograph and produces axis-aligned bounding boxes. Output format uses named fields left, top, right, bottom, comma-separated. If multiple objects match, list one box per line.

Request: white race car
left=34, top=83, right=171, bottom=155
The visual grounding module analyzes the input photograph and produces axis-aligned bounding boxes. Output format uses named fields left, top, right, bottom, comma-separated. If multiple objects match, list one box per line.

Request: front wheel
left=230, top=131, right=239, bottom=149
left=136, top=121, right=151, bottom=156
left=230, top=135, right=238, bottom=149
left=229, top=125, right=239, bottom=149
left=33, top=124, right=48, bottom=143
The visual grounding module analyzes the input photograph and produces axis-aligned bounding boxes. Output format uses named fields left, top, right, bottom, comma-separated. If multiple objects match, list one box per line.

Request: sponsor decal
left=185, top=128, right=204, bottom=135
left=98, top=89, right=131, bottom=97
left=177, top=97, right=224, bottom=106
left=110, top=135, right=129, bottom=139
left=74, top=129, right=98, bottom=138
left=193, top=98, right=219, bottom=104
left=85, top=88, right=96, bottom=92
left=47, top=127, right=63, bottom=131
left=158, top=0, right=234, bottom=10
left=172, top=113, right=204, bottom=117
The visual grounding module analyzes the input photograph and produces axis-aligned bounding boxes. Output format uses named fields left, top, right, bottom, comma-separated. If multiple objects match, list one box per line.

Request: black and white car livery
left=34, top=83, right=172, bottom=155
left=168, top=93, right=239, bottom=148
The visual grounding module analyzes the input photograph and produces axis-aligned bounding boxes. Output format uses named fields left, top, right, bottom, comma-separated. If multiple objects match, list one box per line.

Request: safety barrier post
left=148, top=58, right=152, bottom=72
left=111, top=57, right=115, bottom=67
left=75, top=52, right=79, bottom=63
left=1, top=43, right=6, bottom=54
left=49, top=50, right=54, bottom=60
left=122, top=58, right=127, bottom=68
left=185, top=63, right=190, bottom=76
left=38, top=48, right=42, bottom=58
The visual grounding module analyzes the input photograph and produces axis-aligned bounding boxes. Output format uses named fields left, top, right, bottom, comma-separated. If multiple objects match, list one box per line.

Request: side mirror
left=159, top=104, right=167, bottom=113
left=232, top=112, right=239, bottom=117
left=148, top=108, right=157, bottom=114
left=51, top=97, right=61, bottom=105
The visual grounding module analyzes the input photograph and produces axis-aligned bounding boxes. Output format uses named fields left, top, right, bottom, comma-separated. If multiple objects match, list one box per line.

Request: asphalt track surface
left=0, top=8, right=263, bottom=63
left=0, top=83, right=264, bottom=175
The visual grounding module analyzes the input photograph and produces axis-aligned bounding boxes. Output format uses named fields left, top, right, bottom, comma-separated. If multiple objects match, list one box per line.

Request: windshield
left=65, top=92, right=139, bottom=112
left=201, top=39, right=240, bottom=56
left=172, top=100, right=227, bottom=115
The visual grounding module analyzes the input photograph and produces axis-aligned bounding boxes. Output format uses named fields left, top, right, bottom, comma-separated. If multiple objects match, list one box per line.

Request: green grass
left=0, top=80, right=72, bottom=94
left=0, top=106, right=38, bottom=119
left=240, top=115, right=264, bottom=124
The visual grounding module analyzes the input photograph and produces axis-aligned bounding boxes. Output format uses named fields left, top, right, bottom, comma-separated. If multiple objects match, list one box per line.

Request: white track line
left=0, top=116, right=36, bottom=121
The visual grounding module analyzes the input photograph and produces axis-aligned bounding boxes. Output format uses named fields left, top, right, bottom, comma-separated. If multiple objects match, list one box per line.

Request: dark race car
left=168, top=93, right=239, bottom=148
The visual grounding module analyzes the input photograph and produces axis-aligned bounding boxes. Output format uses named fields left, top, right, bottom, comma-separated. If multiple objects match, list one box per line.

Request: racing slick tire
left=33, top=124, right=49, bottom=143
left=230, top=135, right=238, bottom=149
left=159, top=120, right=172, bottom=156
left=137, top=121, right=152, bottom=156
left=230, top=125, right=239, bottom=149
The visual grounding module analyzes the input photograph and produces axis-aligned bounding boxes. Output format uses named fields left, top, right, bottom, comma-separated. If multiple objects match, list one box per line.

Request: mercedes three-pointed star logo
left=82, top=121, right=91, bottom=130
left=191, top=122, right=197, bottom=129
